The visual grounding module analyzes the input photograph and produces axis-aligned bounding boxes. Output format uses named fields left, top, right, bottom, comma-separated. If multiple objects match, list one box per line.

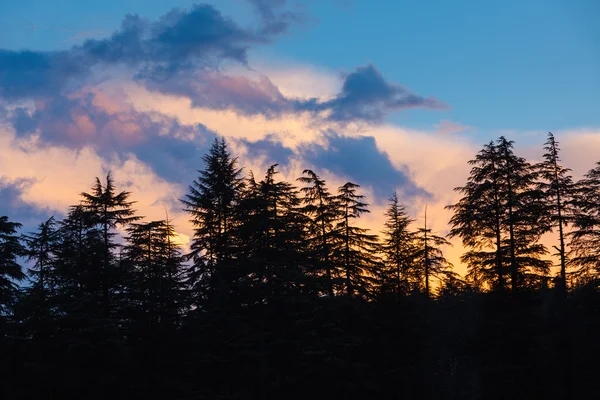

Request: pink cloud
left=434, top=119, right=473, bottom=135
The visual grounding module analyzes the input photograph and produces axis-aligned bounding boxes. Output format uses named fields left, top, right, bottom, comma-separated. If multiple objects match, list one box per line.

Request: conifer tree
left=235, top=165, right=308, bottom=303
left=448, top=138, right=551, bottom=292
left=0, top=216, right=25, bottom=316
left=569, top=162, right=600, bottom=284
left=80, top=172, right=140, bottom=316
left=297, top=169, right=338, bottom=296
left=22, top=217, right=58, bottom=294
left=413, top=206, right=452, bottom=298
left=380, top=192, right=415, bottom=297
left=182, top=137, right=245, bottom=307
left=334, top=182, right=381, bottom=298
left=536, top=132, right=575, bottom=295
left=53, top=205, right=102, bottom=303
left=447, top=141, right=507, bottom=290
left=123, top=219, right=186, bottom=331
left=496, top=137, right=550, bottom=291
left=20, top=217, right=59, bottom=338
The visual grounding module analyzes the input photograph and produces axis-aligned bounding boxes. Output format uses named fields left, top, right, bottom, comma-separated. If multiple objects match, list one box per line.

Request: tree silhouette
left=80, top=172, right=140, bottom=316
left=182, top=137, right=245, bottom=308
left=448, top=138, right=551, bottom=292
left=334, top=182, right=381, bottom=298
left=297, top=169, right=338, bottom=296
left=379, top=191, right=415, bottom=297
left=447, top=141, right=507, bottom=290
left=413, top=205, right=452, bottom=298
left=5, top=134, right=600, bottom=399
left=122, top=219, right=186, bottom=332
left=536, top=132, right=575, bottom=295
left=235, top=164, right=308, bottom=303
left=569, top=162, right=600, bottom=284
left=0, top=216, right=25, bottom=316
left=22, top=217, right=58, bottom=294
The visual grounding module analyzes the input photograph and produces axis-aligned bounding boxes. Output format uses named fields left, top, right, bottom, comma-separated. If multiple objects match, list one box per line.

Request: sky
left=1, top=0, right=599, bottom=278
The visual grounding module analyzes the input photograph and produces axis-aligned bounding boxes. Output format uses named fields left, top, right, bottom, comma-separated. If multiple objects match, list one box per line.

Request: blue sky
left=2, top=0, right=598, bottom=134
left=1, top=0, right=599, bottom=273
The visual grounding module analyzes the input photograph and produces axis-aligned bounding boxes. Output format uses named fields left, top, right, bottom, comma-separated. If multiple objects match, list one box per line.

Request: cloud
left=434, top=119, right=473, bottom=135
left=0, top=125, right=193, bottom=248
left=0, top=178, right=50, bottom=226
left=246, top=0, right=309, bottom=35
left=139, top=69, right=291, bottom=117
left=4, top=85, right=215, bottom=151
left=66, top=30, right=110, bottom=43
left=140, top=62, right=446, bottom=123
left=300, top=130, right=430, bottom=200
left=237, top=134, right=295, bottom=166
left=0, top=3, right=445, bottom=126
left=304, top=64, right=447, bottom=123
left=0, top=3, right=283, bottom=100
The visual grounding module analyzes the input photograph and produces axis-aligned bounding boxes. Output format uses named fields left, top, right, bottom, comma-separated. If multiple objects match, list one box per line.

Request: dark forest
left=2, top=132, right=600, bottom=399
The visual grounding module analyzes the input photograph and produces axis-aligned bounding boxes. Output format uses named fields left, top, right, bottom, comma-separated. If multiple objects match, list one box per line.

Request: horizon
left=1, top=0, right=599, bottom=280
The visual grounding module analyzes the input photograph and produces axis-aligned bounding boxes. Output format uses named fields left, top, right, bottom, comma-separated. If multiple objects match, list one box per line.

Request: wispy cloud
left=434, top=119, right=473, bottom=135
left=66, top=29, right=110, bottom=43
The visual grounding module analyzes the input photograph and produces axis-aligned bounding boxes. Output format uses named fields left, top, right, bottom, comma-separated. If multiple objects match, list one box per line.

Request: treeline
left=1, top=133, right=600, bottom=399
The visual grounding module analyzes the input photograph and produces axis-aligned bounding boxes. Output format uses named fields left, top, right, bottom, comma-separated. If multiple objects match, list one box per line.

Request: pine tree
left=182, top=137, right=245, bottom=307
left=569, top=162, right=600, bottom=284
left=297, top=169, right=339, bottom=296
left=536, top=132, right=575, bottom=295
left=80, top=172, right=140, bottom=317
left=53, top=205, right=101, bottom=304
left=22, top=217, right=59, bottom=294
left=379, top=192, right=415, bottom=297
left=235, top=165, right=308, bottom=303
left=123, top=219, right=186, bottom=332
left=0, top=216, right=25, bottom=316
left=333, top=182, right=381, bottom=298
left=448, top=138, right=551, bottom=292
left=496, top=137, right=551, bottom=291
left=412, top=206, right=452, bottom=299
left=20, top=217, right=59, bottom=338
left=447, top=141, right=507, bottom=291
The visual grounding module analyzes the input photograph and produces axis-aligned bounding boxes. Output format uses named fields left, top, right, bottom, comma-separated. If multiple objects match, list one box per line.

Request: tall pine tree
left=536, top=132, right=575, bottom=295
left=182, top=138, right=245, bottom=307
left=379, top=192, right=415, bottom=297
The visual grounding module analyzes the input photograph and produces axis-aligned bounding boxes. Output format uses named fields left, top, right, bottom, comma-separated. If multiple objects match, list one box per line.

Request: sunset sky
left=1, top=0, right=599, bottom=277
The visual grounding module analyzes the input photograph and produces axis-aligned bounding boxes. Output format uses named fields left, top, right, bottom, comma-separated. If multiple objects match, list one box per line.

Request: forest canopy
left=1, top=132, right=600, bottom=399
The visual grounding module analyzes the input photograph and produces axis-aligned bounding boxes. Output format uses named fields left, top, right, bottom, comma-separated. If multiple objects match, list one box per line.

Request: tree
left=0, top=216, right=25, bottom=316
left=333, top=182, right=381, bottom=298
left=569, top=162, right=600, bottom=284
left=182, top=137, right=245, bottom=307
left=122, top=219, right=186, bottom=332
left=413, top=206, right=452, bottom=299
left=19, top=217, right=60, bottom=338
left=536, top=132, right=575, bottom=295
left=235, top=165, right=308, bottom=303
left=448, top=138, right=551, bottom=292
left=297, top=169, right=339, bottom=296
left=80, top=172, right=140, bottom=317
left=447, top=141, right=507, bottom=291
left=379, top=192, right=415, bottom=297
left=22, top=217, right=59, bottom=294
left=496, top=137, right=551, bottom=291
